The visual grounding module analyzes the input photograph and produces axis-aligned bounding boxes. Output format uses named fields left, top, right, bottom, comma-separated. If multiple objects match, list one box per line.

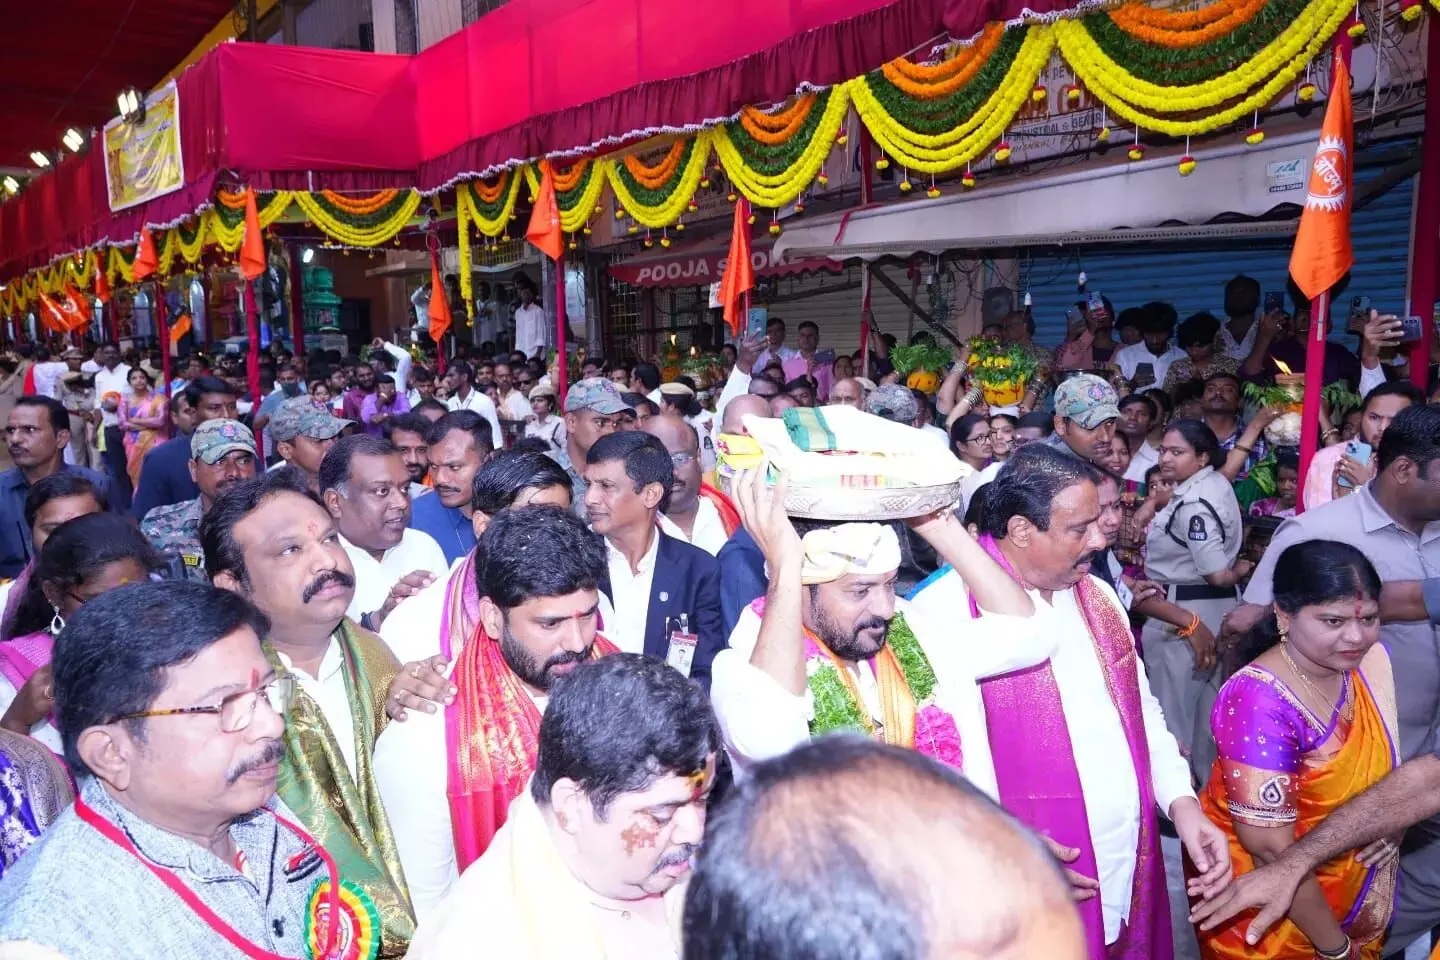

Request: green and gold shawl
left=270, top=619, right=414, bottom=958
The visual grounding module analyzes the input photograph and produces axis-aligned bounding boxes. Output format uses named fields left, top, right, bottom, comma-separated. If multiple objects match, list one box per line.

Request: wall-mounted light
left=62, top=128, right=86, bottom=153
left=29, top=151, right=52, bottom=169
left=117, top=87, right=145, bottom=124
left=1, top=176, right=19, bottom=196
left=302, top=247, right=316, bottom=264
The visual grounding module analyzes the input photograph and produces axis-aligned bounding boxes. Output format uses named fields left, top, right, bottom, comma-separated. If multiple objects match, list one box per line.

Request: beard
left=499, top=621, right=592, bottom=691
left=809, top=596, right=891, bottom=662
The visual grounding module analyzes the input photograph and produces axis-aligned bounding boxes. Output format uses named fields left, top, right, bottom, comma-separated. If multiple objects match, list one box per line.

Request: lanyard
left=76, top=797, right=339, bottom=960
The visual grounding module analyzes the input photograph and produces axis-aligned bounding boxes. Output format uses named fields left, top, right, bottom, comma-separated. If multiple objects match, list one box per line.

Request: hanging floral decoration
left=606, top=132, right=711, bottom=228
left=292, top=189, right=423, bottom=247
left=713, top=87, right=849, bottom=208
left=457, top=170, right=523, bottom=238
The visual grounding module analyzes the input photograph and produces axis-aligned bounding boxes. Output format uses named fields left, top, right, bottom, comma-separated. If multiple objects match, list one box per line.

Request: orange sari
left=1198, top=647, right=1399, bottom=959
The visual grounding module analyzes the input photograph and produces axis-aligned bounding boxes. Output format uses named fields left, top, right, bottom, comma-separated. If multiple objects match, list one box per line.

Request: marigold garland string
left=714, top=86, right=850, bottom=207
left=1108, top=0, right=1270, bottom=45
left=606, top=132, right=711, bottom=228
left=457, top=172, right=522, bottom=238
left=880, top=25, right=1007, bottom=99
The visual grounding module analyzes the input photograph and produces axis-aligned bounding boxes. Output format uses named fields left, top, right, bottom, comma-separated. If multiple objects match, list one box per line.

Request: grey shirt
left=0, top=778, right=318, bottom=959
left=1243, top=482, right=1440, bottom=759
left=553, top=443, right=590, bottom=522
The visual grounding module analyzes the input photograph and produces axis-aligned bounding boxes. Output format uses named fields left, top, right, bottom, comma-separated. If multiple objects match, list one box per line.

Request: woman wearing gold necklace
left=1195, top=540, right=1398, bottom=960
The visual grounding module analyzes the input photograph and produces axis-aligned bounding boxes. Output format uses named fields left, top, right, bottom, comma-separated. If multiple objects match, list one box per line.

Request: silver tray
left=782, top=479, right=965, bottom=521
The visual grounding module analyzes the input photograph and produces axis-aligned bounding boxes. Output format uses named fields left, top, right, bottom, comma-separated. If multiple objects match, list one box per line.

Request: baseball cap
left=528, top=382, right=557, bottom=401
left=563, top=377, right=631, bottom=415
left=864, top=384, right=919, bottom=424
left=270, top=396, right=353, bottom=443
left=1053, top=373, right=1120, bottom=430
left=191, top=419, right=258, bottom=464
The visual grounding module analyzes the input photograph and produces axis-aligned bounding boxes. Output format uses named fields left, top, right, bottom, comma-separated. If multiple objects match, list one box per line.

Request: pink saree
left=0, top=631, right=51, bottom=695
left=969, top=535, right=1171, bottom=960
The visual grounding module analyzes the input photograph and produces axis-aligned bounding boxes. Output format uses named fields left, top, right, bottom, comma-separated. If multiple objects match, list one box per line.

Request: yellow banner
left=103, top=81, right=185, bottom=211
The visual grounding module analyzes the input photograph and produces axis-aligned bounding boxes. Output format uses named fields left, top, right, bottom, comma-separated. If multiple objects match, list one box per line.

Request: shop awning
left=608, top=236, right=843, bottom=288
left=773, top=132, right=1320, bottom=262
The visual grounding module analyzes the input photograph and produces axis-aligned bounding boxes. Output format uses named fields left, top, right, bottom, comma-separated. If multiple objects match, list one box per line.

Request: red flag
left=169, top=312, right=193, bottom=344
left=132, top=228, right=158, bottom=280
left=1289, top=58, right=1353, bottom=300
left=59, top=285, right=92, bottom=332
left=525, top=160, right=564, bottom=261
left=94, top=266, right=112, bottom=305
left=239, top=187, right=266, bottom=281
left=428, top=252, right=452, bottom=345
left=719, top=198, right=755, bottom=336
left=37, top=292, right=69, bottom=334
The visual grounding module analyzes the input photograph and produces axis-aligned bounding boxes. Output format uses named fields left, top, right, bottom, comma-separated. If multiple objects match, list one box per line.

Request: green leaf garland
left=723, top=90, right=833, bottom=177
left=1084, top=0, right=1306, bottom=85
left=611, top=136, right=700, bottom=209
left=805, top=612, right=937, bottom=736
left=859, top=28, right=1026, bottom=139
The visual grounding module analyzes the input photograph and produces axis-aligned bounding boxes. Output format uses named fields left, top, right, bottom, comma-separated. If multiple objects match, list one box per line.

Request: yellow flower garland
left=605, top=130, right=712, bottom=228
left=209, top=192, right=296, bottom=250
left=456, top=192, right=475, bottom=324
left=713, top=86, right=850, bottom=207
left=850, top=27, right=1054, bottom=173
left=293, top=189, right=421, bottom=247
left=458, top=171, right=522, bottom=238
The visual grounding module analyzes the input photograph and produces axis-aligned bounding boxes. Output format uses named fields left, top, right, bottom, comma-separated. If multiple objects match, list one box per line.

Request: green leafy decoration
left=611, top=136, right=700, bottom=209
left=724, top=90, right=834, bottom=177
left=555, top=162, right=598, bottom=215
left=886, top=612, right=936, bottom=702
left=809, top=662, right=864, bottom=736
left=890, top=343, right=953, bottom=376
left=1084, top=0, right=1306, bottom=86
left=309, top=190, right=418, bottom=231
left=860, top=28, right=1026, bottom=138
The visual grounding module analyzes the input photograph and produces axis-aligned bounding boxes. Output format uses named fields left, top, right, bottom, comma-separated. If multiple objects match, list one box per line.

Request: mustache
left=654, top=844, right=698, bottom=870
left=226, top=739, right=285, bottom=784
left=301, top=569, right=355, bottom=603
left=544, top=648, right=589, bottom=672
left=854, top=616, right=889, bottom=636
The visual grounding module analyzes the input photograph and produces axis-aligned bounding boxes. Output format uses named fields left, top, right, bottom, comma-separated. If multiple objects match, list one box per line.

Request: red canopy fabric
left=414, top=0, right=953, bottom=188
left=608, top=235, right=841, bottom=288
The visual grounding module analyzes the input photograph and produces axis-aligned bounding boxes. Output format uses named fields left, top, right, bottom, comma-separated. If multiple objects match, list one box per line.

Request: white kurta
left=908, top=569, right=1194, bottom=944
left=657, top=497, right=728, bottom=557
left=340, top=528, right=448, bottom=623
left=709, top=596, right=1055, bottom=802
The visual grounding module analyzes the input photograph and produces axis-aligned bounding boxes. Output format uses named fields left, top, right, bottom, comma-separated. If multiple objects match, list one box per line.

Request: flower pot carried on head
left=982, top=378, right=1027, bottom=406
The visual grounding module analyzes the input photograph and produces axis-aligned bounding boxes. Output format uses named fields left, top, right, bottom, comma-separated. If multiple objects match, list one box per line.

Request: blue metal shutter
left=1016, top=146, right=1414, bottom=348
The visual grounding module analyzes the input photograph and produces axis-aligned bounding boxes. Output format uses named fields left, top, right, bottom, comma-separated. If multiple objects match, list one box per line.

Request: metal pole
left=858, top=127, right=874, bottom=378
left=555, top=254, right=569, bottom=404
left=289, top=243, right=306, bottom=356
left=155, top=280, right=171, bottom=401
left=1297, top=291, right=1329, bottom=509
left=1407, top=19, right=1440, bottom=386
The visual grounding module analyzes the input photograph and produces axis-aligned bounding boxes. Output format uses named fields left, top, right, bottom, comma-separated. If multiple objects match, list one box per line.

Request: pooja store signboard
left=607, top=239, right=841, bottom=288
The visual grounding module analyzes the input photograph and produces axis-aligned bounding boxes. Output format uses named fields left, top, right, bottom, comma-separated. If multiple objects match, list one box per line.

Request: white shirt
left=276, top=638, right=359, bottom=780
left=603, top=528, right=661, bottom=655
left=754, top=345, right=800, bottom=371
left=1113, top=342, right=1187, bottom=388
left=1218, top=319, right=1258, bottom=361
left=86, top=362, right=132, bottom=427
left=959, top=460, right=1003, bottom=514
left=908, top=571, right=1194, bottom=944
left=474, top=299, right=499, bottom=345
left=513, top=303, right=548, bottom=359
left=658, top=497, right=727, bottom=556
left=339, top=529, right=447, bottom=622
left=446, top=388, right=504, bottom=449
left=524, top=415, right=566, bottom=456
left=379, top=341, right=413, bottom=396
left=709, top=596, right=1055, bottom=801
left=1124, top=439, right=1160, bottom=484
left=30, top=362, right=68, bottom=400
left=0, top=675, right=62, bottom=754
left=496, top=388, right=531, bottom=423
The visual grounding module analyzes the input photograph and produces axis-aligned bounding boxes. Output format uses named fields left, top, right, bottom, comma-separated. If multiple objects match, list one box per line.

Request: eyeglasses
left=966, top=432, right=993, bottom=445
left=516, top=378, right=534, bottom=387
left=113, top=674, right=296, bottom=734
left=670, top=450, right=698, bottom=466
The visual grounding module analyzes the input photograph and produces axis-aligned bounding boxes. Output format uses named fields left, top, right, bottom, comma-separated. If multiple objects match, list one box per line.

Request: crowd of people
left=0, top=270, right=1437, bottom=960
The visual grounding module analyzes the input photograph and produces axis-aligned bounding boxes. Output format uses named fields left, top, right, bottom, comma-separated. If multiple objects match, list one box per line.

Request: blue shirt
left=716, top=526, right=767, bottom=640
left=130, top=433, right=199, bottom=521
left=409, top=493, right=476, bottom=564
left=0, top=463, right=114, bottom=579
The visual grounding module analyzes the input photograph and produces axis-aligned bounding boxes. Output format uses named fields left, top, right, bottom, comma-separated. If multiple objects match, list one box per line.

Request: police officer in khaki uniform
left=1142, top=418, right=1250, bottom=785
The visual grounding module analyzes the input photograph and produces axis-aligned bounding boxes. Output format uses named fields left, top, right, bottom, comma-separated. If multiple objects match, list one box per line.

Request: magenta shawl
left=0, top=631, right=52, bottom=695
left=970, top=535, right=1171, bottom=960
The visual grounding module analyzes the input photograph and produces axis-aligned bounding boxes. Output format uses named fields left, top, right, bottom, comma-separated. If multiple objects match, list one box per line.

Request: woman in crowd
left=117, top=367, right=168, bottom=488
left=524, top=383, right=566, bottom=456
left=989, top=413, right=1017, bottom=463
left=0, top=473, right=107, bottom=633
left=0, top=513, right=164, bottom=754
left=1249, top=448, right=1301, bottom=519
left=1141, top=419, right=1249, bottom=784
left=949, top=413, right=994, bottom=473
left=1198, top=540, right=1396, bottom=960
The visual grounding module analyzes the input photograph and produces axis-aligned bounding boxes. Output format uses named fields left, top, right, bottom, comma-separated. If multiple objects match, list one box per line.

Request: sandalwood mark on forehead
left=620, top=820, right=659, bottom=856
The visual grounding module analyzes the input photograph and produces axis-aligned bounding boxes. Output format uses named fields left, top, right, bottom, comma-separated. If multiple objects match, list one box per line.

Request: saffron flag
left=428, top=253, right=452, bottom=345
left=525, top=160, right=564, bottom=261
left=1289, top=58, right=1353, bottom=300
left=719, top=198, right=755, bottom=336
left=132, top=228, right=158, bottom=280
left=169, top=312, right=193, bottom=344
left=59, top=285, right=92, bottom=333
left=239, top=187, right=266, bottom=282
left=94, top=266, right=112, bottom=305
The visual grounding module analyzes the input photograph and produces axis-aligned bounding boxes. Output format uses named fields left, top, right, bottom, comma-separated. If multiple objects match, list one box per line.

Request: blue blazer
left=601, top=531, right=726, bottom=690
left=716, top=526, right=767, bottom=641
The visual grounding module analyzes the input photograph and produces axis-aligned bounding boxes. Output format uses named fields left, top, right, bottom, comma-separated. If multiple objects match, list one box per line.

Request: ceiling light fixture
left=1, top=176, right=19, bottom=195
left=302, top=247, right=316, bottom=264
left=117, top=87, right=145, bottom=124
left=62, top=128, right=85, bottom=153
left=29, top=151, right=51, bottom=169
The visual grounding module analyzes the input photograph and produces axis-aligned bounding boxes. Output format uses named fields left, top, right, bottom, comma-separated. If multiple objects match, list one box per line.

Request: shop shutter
left=761, top=264, right=933, bottom=356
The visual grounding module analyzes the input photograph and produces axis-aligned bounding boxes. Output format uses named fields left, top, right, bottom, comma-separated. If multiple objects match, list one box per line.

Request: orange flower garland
left=318, top=189, right=400, bottom=215
left=550, top=159, right=590, bottom=193
left=622, top=140, right=685, bottom=189
left=739, top=95, right=815, bottom=141
left=216, top=190, right=250, bottom=209
left=1107, top=0, right=1270, bottom=47
left=1109, top=0, right=1263, bottom=30
left=881, top=25, right=1005, bottom=99
left=471, top=172, right=512, bottom=205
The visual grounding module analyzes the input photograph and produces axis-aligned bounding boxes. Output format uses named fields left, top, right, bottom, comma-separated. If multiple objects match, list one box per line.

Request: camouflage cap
left=1053, top=373, right=1120, bottom=430
left=864, top=384, right=919, bottom=424
left=270, top=396, right=353, bottom=443
left=190, top=418, right=257, bottom=465
left=563, top=376, right=631, bottom=415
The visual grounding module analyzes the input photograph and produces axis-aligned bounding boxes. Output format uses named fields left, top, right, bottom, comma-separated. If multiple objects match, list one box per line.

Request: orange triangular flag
left=239, top=187, right=266, bottom=281
left=60, top=285, right=92, bottom=332
left=1289, top=58, right=1353, bottom=301
left=37, top=292, right=68, bottom=334
left=169, top=312, right=193, bottom=344
left=719, top=198, right=756, bottom=336
left=94, top=266, right=112, bottom=304
left=132, top=228, right=158, bottom=280
left=525, top=160, right=564, bottom=261
left=428, top=255, right=452, bottom=345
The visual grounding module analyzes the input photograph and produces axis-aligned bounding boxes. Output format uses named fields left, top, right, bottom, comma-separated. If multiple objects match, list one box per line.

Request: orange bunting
left=525, top=160, right=564, bottom=261
left=719, top=198, right=755, bottom=337
left=239, top=188, right=266, bottom=281
left=94, top=268, right=112, bottom=305
left=428, top=254, right=452, bottom=345
left=1289, top=58, right=1353, bottom=301
left=132, top=228, right=159, bottom=280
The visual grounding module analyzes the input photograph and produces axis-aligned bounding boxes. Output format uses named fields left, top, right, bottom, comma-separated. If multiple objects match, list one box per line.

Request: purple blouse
left=1211, top=664, right=1347, bottom=826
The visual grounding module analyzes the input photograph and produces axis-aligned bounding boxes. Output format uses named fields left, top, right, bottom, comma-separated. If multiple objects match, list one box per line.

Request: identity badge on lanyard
left=665, top=613, right=698, bottom=678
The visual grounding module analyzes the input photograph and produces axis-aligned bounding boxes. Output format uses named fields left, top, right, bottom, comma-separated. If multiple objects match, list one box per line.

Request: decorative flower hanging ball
left=1246, top=127, right=1266, bottom=145
left=1128, top=144, right=1146, bottom=161
left=899, top=178, right=914, bottom=194
left=1402, top=1, right=1423, bottom=21
left=794, top=200, right=806, bottom=213
left=568, top=239, right=578, bottom=251
left=994, top=141, right=1012, bottom=163
left=836, top=132, right=849, bottom=146
left=627, top=224, right=639, bottom=235
left=1031, top=84, right=1047, bottom=103
left=875, top=156, right=891, bottom=171
left=1097, top=126, right=1112, bottom=142
left=699, top=177, right=711, bottom=189
left=1065, top=84, right=1082, bottom=104
left=747, top=213, right=757, bottom=225
left=1178, top=155, right=1197, bottom=176
left=660, top=236, right=672, bottom=248
left=615, top=208, right=626, bottom=220
left=675, top=222, right=685, bottom=232
left=583, top=226, right=593, bottom=235
left=1348, top=20, right=1366, bottom=38
left=727, top=191, right=738, bottom=203
left=769, top=222, right=783, bottom=237
left=594, top=204, right=604, bottom=215
left=687, top=200, right=699, bottom=213
left=643, top=236, right=654, bottom=248
left=817, top=171, right=830, bottom=186
left=962, top=171, right=976, bottom=189
left=1298, top=81, right=1319, bottom=102
left=926, top=186, right=942, bottom=199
